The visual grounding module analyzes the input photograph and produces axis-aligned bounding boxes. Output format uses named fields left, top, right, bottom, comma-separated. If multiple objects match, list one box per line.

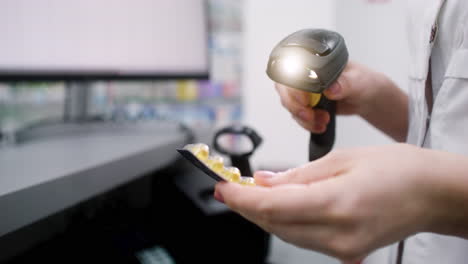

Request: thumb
left=323, top=61, right=356, bottom=101
left=323, top=78, right=346, bottom=101
left=254, top=154, right=343, bottom=187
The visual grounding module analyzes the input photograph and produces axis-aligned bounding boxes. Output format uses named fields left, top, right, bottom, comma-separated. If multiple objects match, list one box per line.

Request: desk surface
left=0, top=122, right=189, bottom=238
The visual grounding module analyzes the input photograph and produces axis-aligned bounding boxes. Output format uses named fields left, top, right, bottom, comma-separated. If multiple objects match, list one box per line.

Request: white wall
left=334, top=0, right=409, bottom=149
left=243, top=0, right=409, bottom=170
left=242, top=0, right=336, bottom=170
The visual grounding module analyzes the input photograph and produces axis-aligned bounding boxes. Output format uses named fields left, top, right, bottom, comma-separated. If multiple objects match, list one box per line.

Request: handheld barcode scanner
left=266, top=29, right=348, bottom=161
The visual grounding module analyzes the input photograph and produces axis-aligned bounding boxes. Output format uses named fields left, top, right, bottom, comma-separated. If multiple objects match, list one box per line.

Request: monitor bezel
left=0, top=72, right=210, bottom=82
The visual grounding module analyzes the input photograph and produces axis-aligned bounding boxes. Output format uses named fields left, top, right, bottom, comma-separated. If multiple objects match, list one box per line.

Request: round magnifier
left=213, top=125, right=262, bottom=157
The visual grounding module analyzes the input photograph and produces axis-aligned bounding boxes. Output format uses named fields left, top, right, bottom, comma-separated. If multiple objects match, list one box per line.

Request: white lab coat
left=364, top=0, right=468, bottom=263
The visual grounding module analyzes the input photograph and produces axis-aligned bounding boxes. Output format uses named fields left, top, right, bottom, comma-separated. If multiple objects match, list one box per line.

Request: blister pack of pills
left=177, top=143, right=256, bottom=186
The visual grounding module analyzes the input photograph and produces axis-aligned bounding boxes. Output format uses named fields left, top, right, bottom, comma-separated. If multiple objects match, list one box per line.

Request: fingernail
left=298, top=110, right=310, bottom=121
left=316, top=112, right=329, bottom=124
left=214, top=189, right=225, bottom=203
left=256, top=171, right=277, bottom=179
left=328, top=82, right=341, bottom=95
left=294, top=95, right=308, bottom=106
left=314, top=124, right=326, bottom=133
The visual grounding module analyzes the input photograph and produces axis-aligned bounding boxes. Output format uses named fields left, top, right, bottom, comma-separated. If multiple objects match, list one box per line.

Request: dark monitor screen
left=0, top=0, right=209, bottom=81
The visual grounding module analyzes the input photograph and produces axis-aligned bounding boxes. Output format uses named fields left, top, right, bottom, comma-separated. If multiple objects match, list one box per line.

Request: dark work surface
left=2, top=158, right=271, bottom=264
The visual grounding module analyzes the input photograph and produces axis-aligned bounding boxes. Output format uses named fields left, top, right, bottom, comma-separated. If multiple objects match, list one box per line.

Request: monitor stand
left=64, top=81, right=92, bottom=122
left=10, top=81, right=102, bottom=144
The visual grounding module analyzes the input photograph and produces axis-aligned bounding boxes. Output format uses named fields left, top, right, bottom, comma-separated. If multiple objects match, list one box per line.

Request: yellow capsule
left=221, top=166, right=241, bottom=183
left=218, top=167, right=230, bottom=181
left=205, top=155, right=224, bottom=173
left=190, top=143, right=209, bottom=161
left=239, top=177, right=256, bottom=186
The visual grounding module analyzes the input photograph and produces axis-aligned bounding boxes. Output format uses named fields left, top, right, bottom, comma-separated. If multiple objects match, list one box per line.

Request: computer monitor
left=0, top=0, right=209, bottom=81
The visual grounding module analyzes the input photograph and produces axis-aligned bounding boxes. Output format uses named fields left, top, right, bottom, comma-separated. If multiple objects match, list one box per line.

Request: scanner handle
left=308, top=93, right=336, bottom=161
